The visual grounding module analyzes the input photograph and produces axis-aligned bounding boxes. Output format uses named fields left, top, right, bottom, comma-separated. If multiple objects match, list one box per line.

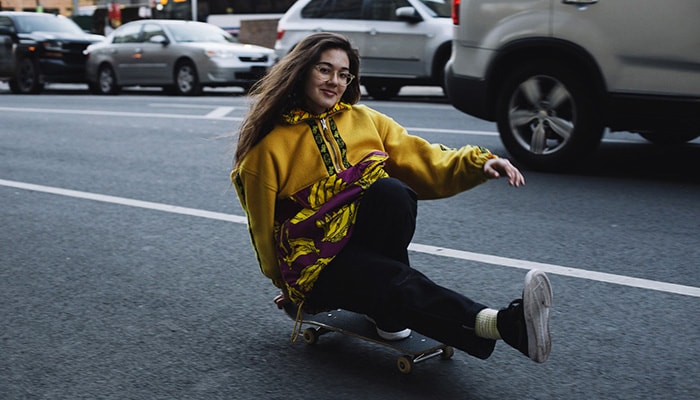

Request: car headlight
left=42, top=40, right=64, bottom=52
left=205, top=49, right=236, bottom=59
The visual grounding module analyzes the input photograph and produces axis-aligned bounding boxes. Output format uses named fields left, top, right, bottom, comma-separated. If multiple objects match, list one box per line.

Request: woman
left=232, top=33, right=552, bottom=363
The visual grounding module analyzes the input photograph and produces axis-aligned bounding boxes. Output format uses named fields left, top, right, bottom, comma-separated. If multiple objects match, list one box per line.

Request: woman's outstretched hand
left=484, top=158, right=525, bottom=187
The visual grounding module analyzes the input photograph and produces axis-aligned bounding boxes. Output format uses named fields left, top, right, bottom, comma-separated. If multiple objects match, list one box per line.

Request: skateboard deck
left=283, top=303, right=454, bottom=374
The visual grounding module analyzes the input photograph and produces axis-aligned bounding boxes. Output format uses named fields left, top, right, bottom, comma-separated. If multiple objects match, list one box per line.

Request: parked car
left=275, top=0, right=453, bottom=100
left=445, top=0, right=700, bottom=170
left=0, top=11, right=104, bottom=94
left=84, top=19, right=277, bottom=96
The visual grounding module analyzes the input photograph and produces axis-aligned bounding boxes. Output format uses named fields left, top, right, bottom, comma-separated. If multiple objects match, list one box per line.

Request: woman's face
left=303, top=48, right=350, bottom=115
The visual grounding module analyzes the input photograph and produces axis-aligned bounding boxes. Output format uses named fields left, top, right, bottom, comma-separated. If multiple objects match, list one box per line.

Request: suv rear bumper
left=444, top=61, right=493, bottom=122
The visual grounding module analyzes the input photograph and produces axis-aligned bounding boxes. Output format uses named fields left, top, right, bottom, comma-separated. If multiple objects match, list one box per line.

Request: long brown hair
left=233, top=32, right=361, bottom=169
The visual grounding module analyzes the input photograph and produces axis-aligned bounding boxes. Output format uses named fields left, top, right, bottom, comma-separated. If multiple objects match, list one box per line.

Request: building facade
left=0, top=0, right=97, bottom=16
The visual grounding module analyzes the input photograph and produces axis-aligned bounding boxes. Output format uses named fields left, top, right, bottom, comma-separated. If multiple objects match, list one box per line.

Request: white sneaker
left=522, top=269, right=553, bottom=363
left=497, top=269, right=553, bottom=363
left=365, top=315, right=411, bottom=341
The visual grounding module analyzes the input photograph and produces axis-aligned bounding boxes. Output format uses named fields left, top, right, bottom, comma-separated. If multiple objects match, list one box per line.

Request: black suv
left=0, top=12, right=103, bottom=94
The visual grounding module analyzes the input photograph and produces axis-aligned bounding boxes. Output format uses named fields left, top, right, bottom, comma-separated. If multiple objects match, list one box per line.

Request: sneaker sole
left=364, top=315, right=411, bottom=341
left=523, top=269, right=553, bottom=363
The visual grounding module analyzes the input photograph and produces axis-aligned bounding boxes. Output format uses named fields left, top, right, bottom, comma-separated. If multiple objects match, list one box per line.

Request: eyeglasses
left=312, top=64, right=355, bottom=86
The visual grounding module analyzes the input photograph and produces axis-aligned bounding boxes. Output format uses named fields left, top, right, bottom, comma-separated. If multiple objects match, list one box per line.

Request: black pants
left=306, top=178, right=496, bottom=359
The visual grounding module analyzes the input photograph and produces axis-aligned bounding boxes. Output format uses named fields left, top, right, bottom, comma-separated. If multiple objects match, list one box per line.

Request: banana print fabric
left=275, top=151, right=388, bottom=303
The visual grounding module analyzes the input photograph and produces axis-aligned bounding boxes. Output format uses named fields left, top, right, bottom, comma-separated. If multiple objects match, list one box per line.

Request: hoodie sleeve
left=231, top=167, right=285, bottom=289
left=371, top=109, right=496, bottom=199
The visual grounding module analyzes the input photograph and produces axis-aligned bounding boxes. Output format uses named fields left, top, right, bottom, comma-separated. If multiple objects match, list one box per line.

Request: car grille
left=62, top=42, right=90, bottom=64
left=235, top=66, right=268, bottom=80
left=238, top=55, right=268, bottom=63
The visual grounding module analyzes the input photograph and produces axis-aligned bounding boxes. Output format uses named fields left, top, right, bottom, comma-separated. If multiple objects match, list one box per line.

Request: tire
left=173, top=61, right=201, bottom=96
left=364, top=81, right=401, bottom=100
left=496, top=61, right=604, bottom=171
left=433, top=45, right=451, bottom=95
left=639, top=131, right=699, bottom=145
left=94, top=65, right=119, bottom=95
left=9, top=57, right=43, bottom=94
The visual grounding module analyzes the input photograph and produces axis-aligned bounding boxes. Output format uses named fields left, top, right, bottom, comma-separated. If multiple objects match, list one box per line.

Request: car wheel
left=496, top=61, right=604, bottom=171
left=95, top=65, right=119, bottom=95
left=173, top=61, right=201, bottom=96
left=639, top=131, right=699, bottom=145
left=433, top=45, right=451, bottom=94
left=364, top=81, right=401, bottom=100
left=9, top=57, right=43, bottom=94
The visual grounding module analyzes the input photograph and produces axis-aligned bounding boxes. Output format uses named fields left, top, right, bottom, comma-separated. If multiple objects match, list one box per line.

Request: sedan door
left=135, top=23, right=173, bottom=84
left=359, top=0, right=427, bottom=78
left=109, top=23, right=146, bottom=84
left=301, top=0, right=368, bottom=62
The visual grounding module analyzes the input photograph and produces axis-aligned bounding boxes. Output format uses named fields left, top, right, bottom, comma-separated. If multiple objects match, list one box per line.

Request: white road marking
left=408, top=128, right=498, bottom=136
left=2, top=178, right=698, bottom=299
left=0, top=105, right=657, bottom=143
left=148, top=103, right=238, bottom=109
left=205, top=107, right=236, bottom=118
left=0, top=179, right=246, bottom=224
left=0, top=106, right=243, bottom=121
left=408, top=244, right=700, bottom=298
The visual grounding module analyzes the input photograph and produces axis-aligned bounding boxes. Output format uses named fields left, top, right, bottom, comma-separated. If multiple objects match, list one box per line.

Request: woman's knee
left=366, top=178, right=417, bottom=206
left=359, top=178, right=417, bottom=222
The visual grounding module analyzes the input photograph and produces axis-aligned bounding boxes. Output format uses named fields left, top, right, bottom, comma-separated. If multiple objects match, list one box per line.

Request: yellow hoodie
left=232, top=103, right=495, bottom=300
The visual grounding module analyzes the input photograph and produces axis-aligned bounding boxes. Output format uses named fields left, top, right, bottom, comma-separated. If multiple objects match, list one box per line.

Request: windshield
left=166, top=23, right=237, bottom=44
left=14, top=14, right=84, bottom=34
left=419, top=0, right=452, bottom=18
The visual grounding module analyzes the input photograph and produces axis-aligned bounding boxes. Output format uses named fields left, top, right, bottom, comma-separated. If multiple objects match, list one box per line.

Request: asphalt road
left=1, top=84, right=699, bottom=400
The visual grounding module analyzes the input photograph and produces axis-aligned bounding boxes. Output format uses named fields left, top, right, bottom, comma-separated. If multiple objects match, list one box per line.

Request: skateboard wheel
left=441, top=346, right=455, bottom=360
left=397, top=356, right=414, bottom=374
left=302, top=328, right=319, bottom=345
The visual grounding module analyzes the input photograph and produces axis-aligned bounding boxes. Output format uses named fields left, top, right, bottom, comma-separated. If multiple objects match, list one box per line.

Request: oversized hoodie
left=232, top=102, right=495, bottom=303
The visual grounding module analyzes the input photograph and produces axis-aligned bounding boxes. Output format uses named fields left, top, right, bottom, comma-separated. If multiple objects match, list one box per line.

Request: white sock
left=475, top=308, right=501, bottom=340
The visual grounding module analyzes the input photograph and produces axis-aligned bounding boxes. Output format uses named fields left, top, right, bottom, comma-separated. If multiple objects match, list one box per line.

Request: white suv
left=275, top=0, right=453, bottom=99
left=446, top=0, right=700, bottom=170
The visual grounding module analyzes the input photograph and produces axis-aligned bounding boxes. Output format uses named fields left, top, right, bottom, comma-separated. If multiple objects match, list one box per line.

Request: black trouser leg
left=307, top=178, right=497, bottom=359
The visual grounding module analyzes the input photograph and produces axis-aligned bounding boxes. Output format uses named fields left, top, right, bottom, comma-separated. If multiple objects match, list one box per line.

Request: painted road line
left=1, top=178, right=698, bottom=299
left=0, top=106, right=243, bottom=121
left=205, top=107, right=237, bottom=118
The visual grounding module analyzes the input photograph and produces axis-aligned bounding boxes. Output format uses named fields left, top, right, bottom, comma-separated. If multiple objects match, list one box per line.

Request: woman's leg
left=307, top=246, right=496, bottom=359
left=349, top=177, right=417, bottom=264
left=306, top=177, right=497, bottom=359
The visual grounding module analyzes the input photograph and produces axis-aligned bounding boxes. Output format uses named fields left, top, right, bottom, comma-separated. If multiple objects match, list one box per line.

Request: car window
left=165, top=23, right=236, bottom=44
left=12, top=14, right=84, bottom=34
left=301, top=0, right=364, bottom=19
left=142, top=23, right=166, bottom=42
left=365, top=0, right=413, bottom=21
left=418, top=0, right=452, bottom=17
left=0, top=16, right=15, bottom=32
left=112, top=23, right=142, bottom=44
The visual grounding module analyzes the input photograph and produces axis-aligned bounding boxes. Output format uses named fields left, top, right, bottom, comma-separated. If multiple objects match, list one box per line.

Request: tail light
left=452, top=0, right=461, bottom=25
left=276, top=29, right=285, bottom=41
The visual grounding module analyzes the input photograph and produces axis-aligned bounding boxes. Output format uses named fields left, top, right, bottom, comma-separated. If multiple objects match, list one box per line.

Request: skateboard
left=283, top=302, right=454, bottom=374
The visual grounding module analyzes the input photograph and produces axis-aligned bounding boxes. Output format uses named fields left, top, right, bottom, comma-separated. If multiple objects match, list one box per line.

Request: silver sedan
left=85, top=19, right=276, bottom=95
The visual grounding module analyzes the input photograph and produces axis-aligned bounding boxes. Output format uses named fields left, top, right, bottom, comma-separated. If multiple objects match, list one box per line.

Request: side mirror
left=396, top=7, right=422, bottom=23
left=148, top=34, right=169, bottom=46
